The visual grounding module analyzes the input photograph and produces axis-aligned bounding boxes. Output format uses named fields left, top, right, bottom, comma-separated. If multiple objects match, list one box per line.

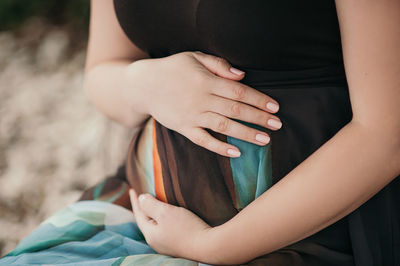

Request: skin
left=84, top=0, right=282, bottom=158
left=129, top=0, right=400, bottom=265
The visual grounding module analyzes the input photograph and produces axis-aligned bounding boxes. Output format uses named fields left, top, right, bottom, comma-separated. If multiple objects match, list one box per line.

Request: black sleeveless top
left=114, top=1, right=400, bottom=266
left=114, top=0, right=343, bottom=70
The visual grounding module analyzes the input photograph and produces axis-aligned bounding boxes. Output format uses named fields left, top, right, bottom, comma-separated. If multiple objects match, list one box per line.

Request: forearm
left=209, top=120, right=400, bottom=265
left=83, top=59, right=150, bottom=129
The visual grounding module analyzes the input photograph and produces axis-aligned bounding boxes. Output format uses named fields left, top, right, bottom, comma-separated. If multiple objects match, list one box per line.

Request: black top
left=113, top=1, right=400, bottom=266
left=114, top=0, right=343, bottom=70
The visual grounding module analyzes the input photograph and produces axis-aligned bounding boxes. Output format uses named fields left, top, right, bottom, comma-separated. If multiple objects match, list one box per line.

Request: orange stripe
left=152, top=119, right=167, bottom=203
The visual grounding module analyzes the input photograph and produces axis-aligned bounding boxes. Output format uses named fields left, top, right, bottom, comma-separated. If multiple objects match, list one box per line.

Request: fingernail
left=138, top=194, right=146, bottom=203
left=267, top=119, right=282, bottom=129
left=227, top=149, right=241, bottom=157
left=266, top=102, right=279, bottom=113
left=256, top=134, right=270, bottom=144
left=230, top=67, right=245, bottom=76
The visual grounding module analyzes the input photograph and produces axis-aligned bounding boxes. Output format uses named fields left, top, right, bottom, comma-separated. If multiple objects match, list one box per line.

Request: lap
left=1, top=168, right=354, bottom=266
left=0, top=201, right=203, bottom=265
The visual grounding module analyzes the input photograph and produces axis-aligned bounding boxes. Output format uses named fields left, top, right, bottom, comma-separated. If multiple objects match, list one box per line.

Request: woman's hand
left=125, top=51, right=282, bottom=157
left=129, top=189, right=221, bottom=264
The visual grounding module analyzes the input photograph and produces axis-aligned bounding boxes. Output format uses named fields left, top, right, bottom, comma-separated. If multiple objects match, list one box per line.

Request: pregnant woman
left=2, top=0, right=399, bottom=265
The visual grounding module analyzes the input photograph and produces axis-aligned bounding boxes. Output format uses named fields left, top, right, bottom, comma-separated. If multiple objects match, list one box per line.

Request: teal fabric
left=0, top=201, right=208, bottom=266
left=228, top=121, right=273, bottom=210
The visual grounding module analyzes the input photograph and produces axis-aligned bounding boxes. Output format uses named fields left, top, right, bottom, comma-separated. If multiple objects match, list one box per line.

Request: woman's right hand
left=124, top=51, right=282, bottom=158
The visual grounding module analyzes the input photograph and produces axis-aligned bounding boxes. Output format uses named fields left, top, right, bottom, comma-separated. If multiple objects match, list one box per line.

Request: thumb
left=191, top=51, right=245, bottom=80
left=129, top=189, right=157, bottom=227
left=137, top=193, right=171, bottom=222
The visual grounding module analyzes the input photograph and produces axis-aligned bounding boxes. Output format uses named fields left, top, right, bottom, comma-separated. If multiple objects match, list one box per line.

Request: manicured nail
left=227, top=148, right=241, bottom=157
left=138, top=194, right=146, bottom=203
left=256, top=134, right=270, bottom=144
left=230, top=67, right=245, bottom=76
left=266, top=102, right=279, bottom=113
left=267, top=119, right=282, bottom=129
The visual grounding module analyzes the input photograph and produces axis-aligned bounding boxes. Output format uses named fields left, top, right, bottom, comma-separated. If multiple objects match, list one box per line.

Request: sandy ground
left=0, top=22, right=133, bottom=256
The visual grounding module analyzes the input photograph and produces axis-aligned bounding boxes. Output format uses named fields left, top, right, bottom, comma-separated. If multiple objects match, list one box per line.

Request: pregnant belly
left=125, top=64, right=352, bottom=227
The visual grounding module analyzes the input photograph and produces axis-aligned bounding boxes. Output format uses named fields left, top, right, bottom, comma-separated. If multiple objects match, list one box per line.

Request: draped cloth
left=1, top=65, right=399, bottom=265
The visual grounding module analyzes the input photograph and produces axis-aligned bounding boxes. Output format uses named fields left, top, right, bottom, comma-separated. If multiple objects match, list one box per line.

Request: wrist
left=198, top=223, right=255, bottom=266
left=193, top=225, right=226, bottom=265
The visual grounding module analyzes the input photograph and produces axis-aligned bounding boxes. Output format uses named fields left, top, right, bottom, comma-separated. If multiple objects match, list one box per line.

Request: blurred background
left=0, top=0, right=133, bottom=255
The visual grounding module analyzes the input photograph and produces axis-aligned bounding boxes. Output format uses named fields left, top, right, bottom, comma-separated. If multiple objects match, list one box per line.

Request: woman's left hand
left=129, top=189, right=217, bottom=262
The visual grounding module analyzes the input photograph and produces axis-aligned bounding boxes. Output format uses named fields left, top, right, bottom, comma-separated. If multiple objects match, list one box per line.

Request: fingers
left=198, top=112, right=272, bottom=146
left=191, top=51, right=280, bottom=114
left=136, top=193, right=171, bottom=222
left=207, top=96, right=282, bottom=131
left=129, top=189, right=157, bottom=229
left=211, top=78, right=280, bottom=114
left=190, top=51, right=245, bottom=81
left=186, top=127, right=242, bottom=157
